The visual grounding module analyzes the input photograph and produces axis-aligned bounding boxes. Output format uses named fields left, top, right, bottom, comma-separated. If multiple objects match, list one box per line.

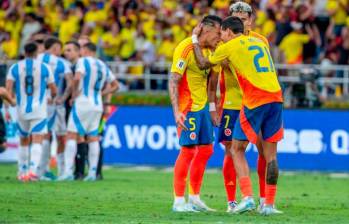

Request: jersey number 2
left=248, top=45, right=275, bottom=73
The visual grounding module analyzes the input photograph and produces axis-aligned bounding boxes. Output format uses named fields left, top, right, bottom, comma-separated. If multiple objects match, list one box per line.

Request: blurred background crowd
left=1, top=0, right=349, bottom=64
left=0, top=0, right=348, bottom=107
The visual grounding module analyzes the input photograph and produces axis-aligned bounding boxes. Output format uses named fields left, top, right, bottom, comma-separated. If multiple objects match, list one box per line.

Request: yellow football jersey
left=209, top=35, right=282, bottom=109
left=171, top=37, right=219, bottom=113
left=219, top=31, right=269, bottom=110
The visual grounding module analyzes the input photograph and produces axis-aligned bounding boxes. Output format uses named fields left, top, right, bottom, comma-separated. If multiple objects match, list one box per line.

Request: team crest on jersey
left=224, top=128, right=232, bottom=136
left=189, top=132, right=196, bottom=140
left=177, top=59, right=186, bottom=70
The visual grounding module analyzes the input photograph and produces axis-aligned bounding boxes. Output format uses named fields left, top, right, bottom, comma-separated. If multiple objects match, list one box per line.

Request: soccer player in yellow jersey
left=209, top=1, right=271, bottom=213
left=169, top=15, right=222, bottom=212
left=192, top=16, right=283, bottom=215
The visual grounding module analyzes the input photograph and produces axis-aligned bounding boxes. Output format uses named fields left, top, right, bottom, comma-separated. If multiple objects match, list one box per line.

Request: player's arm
left=44, top=64, right=57, bottom=101
left=58, top=73, right=73, bottom=104
left=102, top=67, right=119, bottom=96
left=169, top=72, right=187, bottom=131
left=102, top=80, right=119, bottom=96
left=169, top=42, right=191, bottom=131
left=191, top=26, right=229, bottom=69
left=0, top=87, right=15, bottom=107
left=208, top=69, right=220, bottom=127
left=57, top=61, right=74, bottom=104
left=71, top=72, right=81, bottom=101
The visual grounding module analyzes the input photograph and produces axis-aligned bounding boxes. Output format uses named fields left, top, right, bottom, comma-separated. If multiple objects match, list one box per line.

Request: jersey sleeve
left=62, top=59, right=72, bottom=75
left=75, top=58, right=86, bottom=76
left=45, top=64, right=55, bottom=84
left=170, top=43, right=190, bottom=75
left=299, top=34, right=310, bottom=43
left=208, top=44, right=231, bottom=65
left=106, top=66, right=116, bottom=83
left=6, top=64, right=17, bottom=81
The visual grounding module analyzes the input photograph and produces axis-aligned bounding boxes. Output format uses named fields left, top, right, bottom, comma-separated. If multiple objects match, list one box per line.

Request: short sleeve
left=208, top=44, right=230, bottom=65
left=170, top=43, right=190, bottom=75
left=105, top=64, right=116, bottom=83
left=6, top=63, right=18, bottom=81
left=299, top=34, right=310, bottom=43
left=42, top=64, right=54, bottom=84
left=62, top=59, right=72, bottom=75
left=75, top=58, right=86, bottom=76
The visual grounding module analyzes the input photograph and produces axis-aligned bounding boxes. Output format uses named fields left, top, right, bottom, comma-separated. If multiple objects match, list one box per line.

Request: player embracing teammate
left=170, top=2, right=283, bottom=216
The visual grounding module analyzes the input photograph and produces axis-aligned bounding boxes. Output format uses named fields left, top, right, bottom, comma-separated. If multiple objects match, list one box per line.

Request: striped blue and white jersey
left=7, top=58, right=54, bottom=120
left=74, top=56, right=115, bottom=112
left=37, top=53, right=72, bottom=96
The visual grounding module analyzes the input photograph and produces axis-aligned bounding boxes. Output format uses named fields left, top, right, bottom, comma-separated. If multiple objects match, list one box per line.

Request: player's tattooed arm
left=192, top=43, right=214, bottom=70
left=169, top=73, right=188, bottom=130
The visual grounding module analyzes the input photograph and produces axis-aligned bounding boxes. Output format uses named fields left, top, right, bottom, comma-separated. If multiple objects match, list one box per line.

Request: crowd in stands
left=0, top=0, right=348, bottom=105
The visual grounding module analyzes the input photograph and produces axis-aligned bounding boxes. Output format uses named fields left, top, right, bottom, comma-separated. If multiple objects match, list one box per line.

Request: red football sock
left=257, top=155, right=267, bottom=198
left=189, top=144, right=213, bottom=195
left=222, top=155, right=236, bottom=202
left=239, top=176, right=253, bottom=198
left=265, top=184, right=277, bottom=205
left=173, top=146, right=196, bottom=197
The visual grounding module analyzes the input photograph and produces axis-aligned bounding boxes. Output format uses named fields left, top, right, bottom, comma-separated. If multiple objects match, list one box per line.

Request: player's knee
left=232, top=141, right=248, bottom=153
left=266, top=160, right=279, bottom=185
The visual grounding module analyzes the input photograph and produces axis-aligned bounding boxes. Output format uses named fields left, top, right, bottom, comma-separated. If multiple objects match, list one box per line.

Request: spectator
left=279, top=22, right=312, bottom=64
left=101, top=23, right=121, bottom=61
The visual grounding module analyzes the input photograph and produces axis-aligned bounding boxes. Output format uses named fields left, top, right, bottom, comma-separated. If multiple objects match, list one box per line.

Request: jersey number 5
left=25, top=76, right=34, bottom=96
left=248, top=45, right=275, bottom=73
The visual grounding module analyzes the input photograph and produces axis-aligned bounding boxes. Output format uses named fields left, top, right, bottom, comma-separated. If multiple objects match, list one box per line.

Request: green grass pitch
left=0, top=164, right=348, bottom=223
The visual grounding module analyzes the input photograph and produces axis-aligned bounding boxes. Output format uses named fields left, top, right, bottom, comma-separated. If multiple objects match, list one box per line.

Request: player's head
left=78, top=35, right=91, bottom=54
left=64, top=40, right=80, bottom=62
left=229, top=1, right=253, bottom=32
left=220, top=16, right=244, bottom=42
left=199, top=15, right=222, bottom=48
left=81, top=42, right=97, bottom=57
left=24, top=42, right=38, bottom=58
left=44, top=37, right=62, bottom=56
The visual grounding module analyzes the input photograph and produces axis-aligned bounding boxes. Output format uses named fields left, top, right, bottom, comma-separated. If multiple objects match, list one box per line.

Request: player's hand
left=55, top=97, right=64, bottom=105
left=192, top=23, right=203, bottom=36
left=47, top=98, right=53, bottom=105
left=175, top=112, right=188, bottom=131
left=210, top=111, right=220, bottom=127
left=222, top=59, right=230, bottom=69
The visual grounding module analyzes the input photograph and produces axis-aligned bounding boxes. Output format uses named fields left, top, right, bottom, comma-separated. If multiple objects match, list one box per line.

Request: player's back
left=225, top=35, right=282, bottom=108
left=74, top=56, right=110, bottom=112
left=7, top=58, right=53, bottom=120
left=37, top=53, right=71, bottom=95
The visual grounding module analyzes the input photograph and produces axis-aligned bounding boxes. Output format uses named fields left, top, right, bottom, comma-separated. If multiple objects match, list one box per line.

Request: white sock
left=56, top=152, right=65, bottom=177
left=189, top=194, right=200, bottom=201
left=30, top=143, right=43, bottom=175
left=88, top=141, right=100, bottom=177
left=174, top=197, right=185, bottom=205
left=39, top=139, right=51, bottom=176
left=64, top=139, right=77, bottom=176
left=18, top=145, right=29, bottom=176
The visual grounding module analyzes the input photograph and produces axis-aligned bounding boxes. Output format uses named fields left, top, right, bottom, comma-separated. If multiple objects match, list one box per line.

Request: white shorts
left=47, top=105, right=67, bottom=135
left=17, top=117, right=47, bottom=137
left=67, top=106, right=102, bottom=137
